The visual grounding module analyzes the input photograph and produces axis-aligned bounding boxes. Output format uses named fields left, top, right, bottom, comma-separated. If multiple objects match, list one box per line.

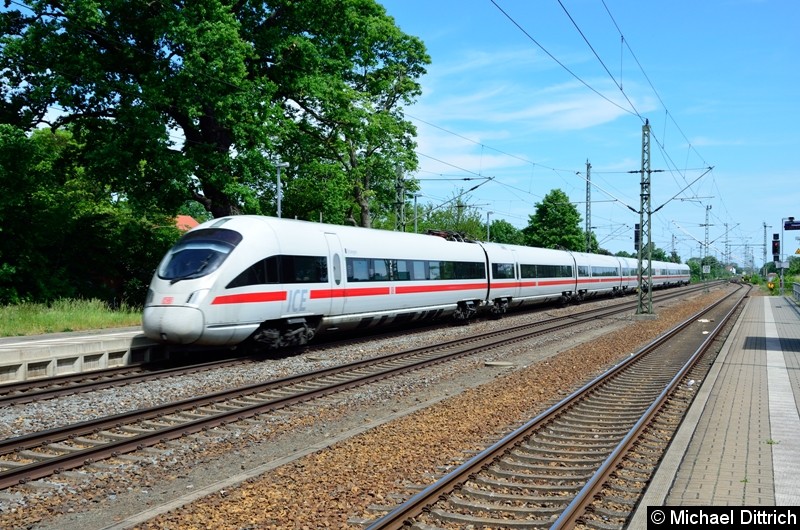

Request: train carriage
left=144, top=216, right=490, bottom=348
left=484, top=244, right=578, bottom=309
left=570, top=252, right=624, bottom=299
left=143, top=215, right=691, bottom=350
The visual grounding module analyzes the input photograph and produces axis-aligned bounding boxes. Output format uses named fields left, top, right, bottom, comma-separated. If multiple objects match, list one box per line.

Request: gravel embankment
left=0, top=286, right=735, bottom=530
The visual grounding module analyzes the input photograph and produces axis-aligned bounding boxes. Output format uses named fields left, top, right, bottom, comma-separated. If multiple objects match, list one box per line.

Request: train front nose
left=143, top=305, right=205, bottom=344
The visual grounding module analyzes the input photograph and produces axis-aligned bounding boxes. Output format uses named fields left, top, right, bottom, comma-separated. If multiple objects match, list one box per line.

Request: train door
left=324, top=232, right=346, bottom=316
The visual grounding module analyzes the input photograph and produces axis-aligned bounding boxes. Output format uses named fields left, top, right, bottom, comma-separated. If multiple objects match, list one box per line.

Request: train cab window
left=492, top=263, right=515, bottom=279
left=158, top=228, right=243, bottom=282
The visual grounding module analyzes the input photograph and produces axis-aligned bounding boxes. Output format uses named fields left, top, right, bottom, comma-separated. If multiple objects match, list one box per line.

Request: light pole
left=486, top=211, right=493, bottom=242
left=275, top=161, right=289, bottom=218
left=413, top=193, right=422, bottom=233
left=780, top=216, right=795, bottom=295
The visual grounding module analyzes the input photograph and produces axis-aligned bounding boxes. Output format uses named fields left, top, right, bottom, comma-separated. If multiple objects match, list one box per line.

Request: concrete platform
left=0, top=328, right=158, bottom=383
left=630, top=294, right=800, bottom=525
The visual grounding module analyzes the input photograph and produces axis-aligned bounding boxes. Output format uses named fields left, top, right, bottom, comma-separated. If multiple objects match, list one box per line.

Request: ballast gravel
left=0, top=286, right=735, bottom=530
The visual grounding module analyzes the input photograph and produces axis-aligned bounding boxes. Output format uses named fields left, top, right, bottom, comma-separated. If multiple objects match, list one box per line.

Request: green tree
left=488, top=219, right=525, bottom=245
left=405, top=192, right=486, bottom=241
left=0, top=125, right=176, bottom=305
left=522, top=189, right=584, bottom=250
left=0, top=0, right=429, bottom=223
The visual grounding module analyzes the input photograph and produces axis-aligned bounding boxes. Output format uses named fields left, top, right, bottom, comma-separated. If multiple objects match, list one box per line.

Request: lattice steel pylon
left=585, top=160, right=592, bottom=252
left=636, top=120, right=653, bottom=315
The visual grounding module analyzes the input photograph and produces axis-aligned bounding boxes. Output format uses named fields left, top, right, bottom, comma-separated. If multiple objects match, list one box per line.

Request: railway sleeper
left=447, top=492, right=568, bottom=514
left=458, top=484, right=571, bottom=507
left=474, top=474, right=584, bottom=493
left=430, top=506, right=555, bottom=528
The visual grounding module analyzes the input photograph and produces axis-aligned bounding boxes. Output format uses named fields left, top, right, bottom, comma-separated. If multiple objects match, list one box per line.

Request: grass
left=0, top=299, right=142, bottom=337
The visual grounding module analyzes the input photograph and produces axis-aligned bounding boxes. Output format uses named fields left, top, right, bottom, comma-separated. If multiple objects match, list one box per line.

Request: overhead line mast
left=585, top=160, right=592, bottom=252
left=636, top=120, right=654, bottom=316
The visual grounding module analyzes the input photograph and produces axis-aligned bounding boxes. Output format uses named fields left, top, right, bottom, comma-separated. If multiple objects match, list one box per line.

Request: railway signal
left=772, top=233, right=780, bottom=262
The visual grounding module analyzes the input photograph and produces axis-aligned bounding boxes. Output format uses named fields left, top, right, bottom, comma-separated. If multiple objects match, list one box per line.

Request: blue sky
left=378, top=0, right=799, bottom=267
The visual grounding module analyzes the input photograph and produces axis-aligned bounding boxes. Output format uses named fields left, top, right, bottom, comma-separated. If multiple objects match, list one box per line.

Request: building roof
left=176, top=215, right=199, bottom=231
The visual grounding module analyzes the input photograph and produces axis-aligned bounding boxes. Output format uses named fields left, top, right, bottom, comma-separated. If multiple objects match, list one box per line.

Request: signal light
left=634, top=223, right=641, bottom=251
left=772, top=233, right=780, bottom=261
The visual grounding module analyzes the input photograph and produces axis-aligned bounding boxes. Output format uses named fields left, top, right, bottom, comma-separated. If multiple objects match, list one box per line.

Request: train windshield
left=158, top=228, right=243, bottom=283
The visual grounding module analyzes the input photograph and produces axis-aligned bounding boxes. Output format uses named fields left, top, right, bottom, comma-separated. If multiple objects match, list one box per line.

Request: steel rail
left=365, top=285, right=745, bottom=529
left=0, top=284, right=714, bottom=490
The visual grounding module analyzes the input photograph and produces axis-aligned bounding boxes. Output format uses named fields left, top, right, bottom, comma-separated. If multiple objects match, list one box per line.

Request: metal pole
left=275, top=161, right=289, bottom=218
left=277, top=165, right=282, bottom=218
left=413, top=193, right=420, bottom=233
left=781, top=218, right=786, bottom=295
left=486, top=211, right=493, bottom=241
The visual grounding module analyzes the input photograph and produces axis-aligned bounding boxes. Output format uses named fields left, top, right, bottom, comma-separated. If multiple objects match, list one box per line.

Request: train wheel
left=453, top=301, right=477, bottom=322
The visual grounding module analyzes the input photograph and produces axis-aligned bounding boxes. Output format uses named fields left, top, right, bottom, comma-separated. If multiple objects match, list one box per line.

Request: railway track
left=365, top=284, right=747, bottom=529
left=0, top=356, right=254, bottom=405
left=0, top=284, right=711, bottom=406
left=0, top=285, right=712, bottom=491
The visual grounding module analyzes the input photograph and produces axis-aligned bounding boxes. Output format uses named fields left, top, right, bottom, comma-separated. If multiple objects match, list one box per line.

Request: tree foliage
left=522, top=189, right=585, bottom=250
left=403, top=192, right=486, bottom=241
left=0, top=0, right=429, bottom=224
left=0, top=125, right=178, bottom=305
left=488, top=219, right=525, bottom=245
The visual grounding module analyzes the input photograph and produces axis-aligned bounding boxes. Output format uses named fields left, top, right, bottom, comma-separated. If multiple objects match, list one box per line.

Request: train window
left=344, top=257, right=483, bottom=282
left=520, top=264, right=536, bottom=278
left=428, top=261, right=442, bottom=280
left=578, top=266, right=590, bottom=277
left=441, top=261, right=485, bottom=280
left=591, top=266, right=618, bottom=277
left=158, top=228, right=242, bottom=282
left=527, top=264, right=573, bottom=278
left=395, top=260, right=412, bottom=281
left=492, top=263, right=515, bottom=279
left=227, top=255, right=327, bottom=288
left=459, top=262, right=485, bottom=279
left=412, top=260, right=427, bottom=280
left=371, top=259, right=390, bottom=281
left=280, top=255, right=327, bottom=283
left=227, top=256, right=280, bottom=288
left=346, top=258, right=370, bottom=282
left=332, top=253, right=341, bottom=285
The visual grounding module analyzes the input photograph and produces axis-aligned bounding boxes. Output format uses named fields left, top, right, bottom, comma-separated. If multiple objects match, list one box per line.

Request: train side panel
left=484, top=243, right=576, bottom=307
left=144, top=216, right=491, bottom=347
left=316, top=224, right=490, bottom=331
left=143, top=215, right=693, bottom=349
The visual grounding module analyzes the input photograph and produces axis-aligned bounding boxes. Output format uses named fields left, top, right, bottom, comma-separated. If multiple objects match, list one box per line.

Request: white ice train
left=142, top=216, right=690, bottom=349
